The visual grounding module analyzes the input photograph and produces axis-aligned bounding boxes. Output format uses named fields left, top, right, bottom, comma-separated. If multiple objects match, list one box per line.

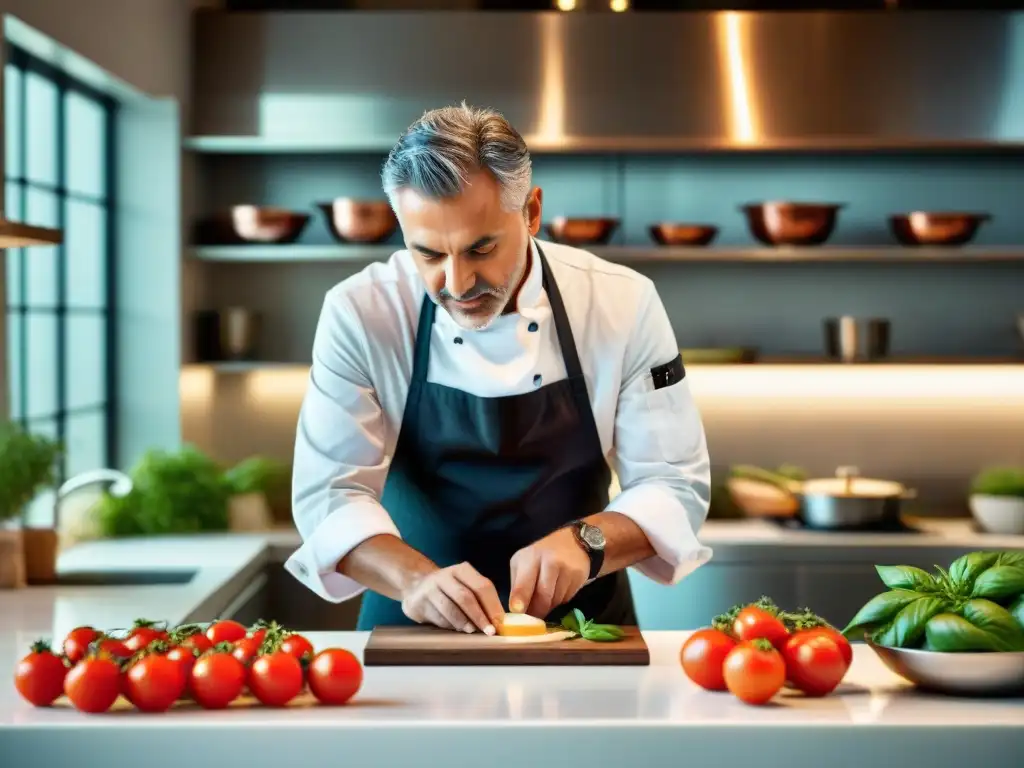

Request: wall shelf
left=189, top=244, right=1024, bottom=264
left=184, top=136, right=395, bottom=154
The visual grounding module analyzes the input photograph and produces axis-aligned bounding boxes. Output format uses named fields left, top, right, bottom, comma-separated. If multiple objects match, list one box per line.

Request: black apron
left=356, top=244, right=636, bottom=630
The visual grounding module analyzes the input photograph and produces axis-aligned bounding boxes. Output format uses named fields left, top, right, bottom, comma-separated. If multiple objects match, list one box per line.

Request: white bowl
left=969, top=494, right=1024, bottom=535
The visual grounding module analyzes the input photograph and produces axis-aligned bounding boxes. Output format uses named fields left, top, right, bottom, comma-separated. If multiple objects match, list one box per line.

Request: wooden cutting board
left=363, top=625, right=650, bottom=666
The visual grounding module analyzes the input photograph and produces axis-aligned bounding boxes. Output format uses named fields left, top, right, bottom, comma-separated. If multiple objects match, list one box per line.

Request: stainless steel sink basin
left=54, top=569, right=198, bottom=587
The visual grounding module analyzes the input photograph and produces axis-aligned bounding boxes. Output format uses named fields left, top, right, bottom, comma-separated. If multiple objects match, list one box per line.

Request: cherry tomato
left=63, top=626, right=99, bottom=664
left=782, top=632, right=848, bottom=697
left=166, top=646, right=198, bottom=681
left=249, top=628, right=268, bottom=644
left=733, top=606, right=790, bottom=650
left=232, top=636, right=262, bottom=666
left=124, top=622, right=169, bottom=654
left=206, top=620, right=247, bottom=645
left=124, top=654, right=186, bottom=712
left=680, top=629, right=737, bottom=691
left=723, top=639, right=786, bottom=706
left=249, top=652, right=304, bottom=707
left=308, top=648, right=363, bottom=706
left=64, top=657, right=122, bottom=713
left=280, top=633, right=314, bottom=661
left=14, top=641, right=68, bottom=707
left=96, top=636, right=132, bottom=659
left=190, top=651, right=247, bottom=710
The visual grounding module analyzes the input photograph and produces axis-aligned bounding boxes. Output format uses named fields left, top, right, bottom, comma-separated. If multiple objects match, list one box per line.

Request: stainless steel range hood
left=192, top=10, right=1024, bottom=151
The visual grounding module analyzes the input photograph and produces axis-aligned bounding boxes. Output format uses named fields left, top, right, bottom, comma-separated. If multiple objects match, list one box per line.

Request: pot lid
left=801, top=466, right=905, bottom=498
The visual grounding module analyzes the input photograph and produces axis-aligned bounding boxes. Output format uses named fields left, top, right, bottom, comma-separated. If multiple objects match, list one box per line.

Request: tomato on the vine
left=14, top=641, right=68, bottom=707
left=166, top=646, right=199, bottom=682
left=62, top=626, right=99, bottom=664
left=680, top=629, right=737, bottom=691
left=124, top=620, right=169, bottom=654
left=782, top=631, right=848, bottom=697
left=802, top=627, right=853, bottom=669
left=733, top=606, right=789, bottom=650
left=124, top=653, right=186, bottom=712
left=206, top=620, right=247, bottom=645
left=180, top=632, right=213, bottom=656
left=249, top=652, right=304, bottom=707
left=231, top=636, right=262, bottom=666
left=280, top=633, right=314, bottom=661
left=64, top=656, right=122, bottom=713
left=723, top=639, right=786, bottom=706
left=95, top=636, right=132, bottom=659
left=308, top=648, right=362, bottom=706
left=190, top=649, right=247, bottom=710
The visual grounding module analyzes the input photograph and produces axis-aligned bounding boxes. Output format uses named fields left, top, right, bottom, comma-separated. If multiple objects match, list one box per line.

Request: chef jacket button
left=295, top=562, right=308, bottom=577
left=533, top=374, right=542, bottom=386
left=454, top=337, right=464, bottom=345
left=528, top=321, right=539, bottom=332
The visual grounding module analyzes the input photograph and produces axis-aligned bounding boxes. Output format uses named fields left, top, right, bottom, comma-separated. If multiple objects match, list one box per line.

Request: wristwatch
left=568, top=520, right=606, bottom=581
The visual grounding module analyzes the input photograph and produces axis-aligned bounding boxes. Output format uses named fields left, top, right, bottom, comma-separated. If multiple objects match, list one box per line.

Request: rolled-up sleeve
left=605, top=279, right=713, bottom=584
left=283, top=290, right=400, bottom=603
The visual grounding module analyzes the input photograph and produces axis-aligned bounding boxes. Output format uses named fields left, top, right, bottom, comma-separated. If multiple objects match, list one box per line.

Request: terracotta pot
left=22, top=527, right=58, bottom=585
left=0, top=521, right=27, bottom=590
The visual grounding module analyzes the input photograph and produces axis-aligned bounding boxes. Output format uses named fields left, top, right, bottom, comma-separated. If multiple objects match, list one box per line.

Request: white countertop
left=1, top=631, right=1021, bottom=768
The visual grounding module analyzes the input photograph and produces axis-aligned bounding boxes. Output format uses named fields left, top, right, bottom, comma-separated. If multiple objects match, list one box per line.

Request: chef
left=285, top=103, right=712, bottom=635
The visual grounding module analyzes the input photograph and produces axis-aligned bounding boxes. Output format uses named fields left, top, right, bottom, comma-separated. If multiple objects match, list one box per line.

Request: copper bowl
left=889, top=212, right=991, bottom=246
left=649, top=223, right=719, bottom=247
left=198, top=206, right=311, bottom=245
left=318, top=198, right=399, bottom=244
left=740, top=202, right=845, bottom=247
left=546, top=216, right=619, bottom=246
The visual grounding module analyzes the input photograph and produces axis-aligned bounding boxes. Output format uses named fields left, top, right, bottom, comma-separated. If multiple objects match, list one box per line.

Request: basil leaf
left=1009, top=594, right=1024, bottom=629
left=996, top=552, right=1024, bottom=568
left=870, top=596, right=947, bottom=648
left=875, top=565, right=939, bottom=593
left=970, top=565, right=1024, bottom=601
left=573, top=609, right=587, bottom=633
left=561, top=612, right=581, bottom=633
left=582, top=626, right=624, bottom=642
left=842, top=590, right=925, bottom=638
left=926, top=599, right=1024, bottom=652
left=947, top=551, right=1000, bottom=592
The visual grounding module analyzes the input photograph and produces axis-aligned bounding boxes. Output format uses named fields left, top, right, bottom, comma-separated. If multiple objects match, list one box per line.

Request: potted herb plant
left=0, top=422, right=62, bottom=589
left=222, top=456, right=290, bottom=531
left=969, top=467, right=1024, bottom=535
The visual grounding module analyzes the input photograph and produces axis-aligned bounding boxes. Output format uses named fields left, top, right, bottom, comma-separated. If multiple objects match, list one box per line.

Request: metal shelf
left=189, top=244, right=1024, bottom=264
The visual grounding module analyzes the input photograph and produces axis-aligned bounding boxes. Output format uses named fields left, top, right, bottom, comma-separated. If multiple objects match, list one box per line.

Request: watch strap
left=570, top=521, right=604, bottom=581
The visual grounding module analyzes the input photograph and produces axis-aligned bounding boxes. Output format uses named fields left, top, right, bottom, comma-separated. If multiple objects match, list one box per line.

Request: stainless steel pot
left=798, top=466, right=916, bottom=530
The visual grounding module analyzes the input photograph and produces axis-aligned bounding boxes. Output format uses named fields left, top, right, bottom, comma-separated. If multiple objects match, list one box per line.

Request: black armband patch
left=650, top=354, right=685, bottom=390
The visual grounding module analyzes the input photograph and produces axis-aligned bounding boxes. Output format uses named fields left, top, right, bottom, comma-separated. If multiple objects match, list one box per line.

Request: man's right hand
left=401, top=562, right=505, bottom=635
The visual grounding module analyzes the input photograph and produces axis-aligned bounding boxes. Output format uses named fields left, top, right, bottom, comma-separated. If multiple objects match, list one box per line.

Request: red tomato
left=180, top=632, right=213, bottom=655
left=14, top=641, right=68, bottom=707
left=802, top=627, right=853, bottom=669
left=96, top=637, right=132, bottom=659
left=782, top=632, right=848, bottom=697
left=190, top=652, right=247, bottom=710
left=308, top=648, right=363, bottom=706
left=206, top=620, right=247, bottom=645
left=166, top=646, right=198, bottom=681
left=280, top=633, right=314, bottom=661
left=231, top=636, right=262, bottom=666
left=723, top=639, right=786, bottom=706
left=64, top=657, right=122, bottom=713
left=249, top=652, right=304, bottom=707
left=63, top=626, right=99, bottom=664
left=124, top=623, right=169, bottom=654
left=249, top=628, right=268, bottom=644
left=733, top=606, right=790, bottom=650
left=680, top=629, right=738, bottom=691
left=124, top=654, right=186, bottom=712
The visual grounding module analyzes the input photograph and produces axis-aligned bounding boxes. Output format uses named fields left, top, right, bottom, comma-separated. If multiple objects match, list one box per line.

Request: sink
left=53, top=569, right=199, bottom=587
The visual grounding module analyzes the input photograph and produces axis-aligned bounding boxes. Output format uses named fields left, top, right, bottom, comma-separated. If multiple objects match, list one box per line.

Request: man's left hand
left=508, top=526, right=589, bottom=619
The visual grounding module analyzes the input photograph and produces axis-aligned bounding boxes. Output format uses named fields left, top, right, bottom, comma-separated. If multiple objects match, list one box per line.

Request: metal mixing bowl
left=197, top=206, right=311, bottom=245
left=867, top=639, right=1024, bottom=696
left=648, top=223, right=718, bottom=246
left=740, top=202, right=844, bottom=246
left=889, top=212, right=991, bottom=246
left=318, top=198, right=398, bottom=244
left=546, top=217, right=620, bottom=246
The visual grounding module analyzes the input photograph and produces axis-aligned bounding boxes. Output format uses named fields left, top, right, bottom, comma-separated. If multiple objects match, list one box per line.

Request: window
left=4, top=45, right=117, bottom=524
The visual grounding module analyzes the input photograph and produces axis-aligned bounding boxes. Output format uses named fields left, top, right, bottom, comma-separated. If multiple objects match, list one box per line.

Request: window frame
left=4, top=43, right=118, bottom=480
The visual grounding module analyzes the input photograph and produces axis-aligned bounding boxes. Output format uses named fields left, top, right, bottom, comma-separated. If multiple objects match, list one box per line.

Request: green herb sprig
left=560, top=609, right=625, bottom=642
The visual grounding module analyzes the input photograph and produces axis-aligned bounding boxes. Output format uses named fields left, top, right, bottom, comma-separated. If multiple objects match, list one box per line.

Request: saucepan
left=730, top=465, right=916, bottom=530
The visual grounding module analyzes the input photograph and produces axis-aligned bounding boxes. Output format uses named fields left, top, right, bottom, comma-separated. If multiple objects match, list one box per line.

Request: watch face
left=581, top=523, right=605, bottom=550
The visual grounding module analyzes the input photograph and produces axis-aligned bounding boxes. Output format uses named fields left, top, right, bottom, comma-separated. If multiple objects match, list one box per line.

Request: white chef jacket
left=284, top=237, right=713, bottom=603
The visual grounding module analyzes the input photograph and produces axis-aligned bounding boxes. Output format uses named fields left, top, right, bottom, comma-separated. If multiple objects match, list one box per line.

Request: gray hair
left=381, top=102, right=532, bottom=213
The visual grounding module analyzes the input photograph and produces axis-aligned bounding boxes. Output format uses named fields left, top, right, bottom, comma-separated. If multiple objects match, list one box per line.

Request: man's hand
left=508, top=527, right=590, bottom=619
left=401, top=562, right=505, bottom=635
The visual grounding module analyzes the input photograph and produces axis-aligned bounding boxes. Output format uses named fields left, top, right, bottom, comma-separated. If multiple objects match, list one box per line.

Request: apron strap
left=411, top=294, right=437, bottom=384
left=535, top=243, right=585, bottom=382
